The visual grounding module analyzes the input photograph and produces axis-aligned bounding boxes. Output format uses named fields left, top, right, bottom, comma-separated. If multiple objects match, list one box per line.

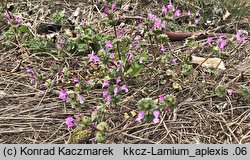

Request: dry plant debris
left=0, top=0, right=249, bottom=144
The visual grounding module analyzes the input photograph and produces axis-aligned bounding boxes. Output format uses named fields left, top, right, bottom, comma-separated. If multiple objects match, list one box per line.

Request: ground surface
left=0, top=0, right=249, bottom=144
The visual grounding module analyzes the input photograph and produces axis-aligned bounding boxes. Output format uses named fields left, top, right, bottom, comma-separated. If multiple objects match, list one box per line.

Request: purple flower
left=160, top=44, right=165, bottom=53
left=113, top=61, right=121, bottom=71
left=168, top=1, right=174, bottom=11
left=114, top=87, right=118, bottom=96
left=153, top=110, right=160, bottom=117
left=153, top=110, right=160, bottom=123
left=173, top=9, right=181, bottom=18
left=134, top=43, right=140, bottom=50
left=59, top=70, right=64, bottom=76
left=153, top=17, right=160, bottom=29
left=93, top=107, right=98, bottom=114
left=103, top=7, right=109, bottom=14
left=116, top=76, right=121, bottom=84
left=188, top=10, right=191, bottom=16
left=80, top=19, right=86, bottom=25
left=173, top=57, right=177, bottom=64
left=236, top=32, right=248, bottom=42
left=237, top=60, right=245, bottom=67
left=134, top=35, right=141, bottom=41
left=106, top=95, right=112, bottom=106
left=73, top=77, right=79, bottom=83
left=38, top=91, right=45, bottom=96
left=5, top=18, right=10, bottom=24
left=194, top=18, right=200, bottom=24
left=127, top=52, right=134, bottom=62
left=109, top=67, right=113, bottom=72
left=147, top=12, right=154, bottom=20
left=218, top=36, right=224, bottom=44
left=111, top=3, right=116, bottom=11
left=195, top=10, right=200, bottom=17
left=77, top=95, right=84, bottom=104
left=29, top=77, right=35, bottom=83
left=25, top=67, right=32, bottom=72
left=121, top=84, right=128, bottom=92
left=65, top=116, right=76, bottom=129
left=25, top=66, right=34, bottom=75
left=219, top=40, right=228, bottom=50
left=59, top=37, right=67, bottom=45
left=88, top=52, right=100, bottom=64
left=138, top=23, right=143, bottom=28
left=116, top=29, right=125, bottom=37
left=91, top=124, right=97, bottom=130
left=236, top=32, right=242, bottom=41
left=38, top=83, right=45, bottom=88
left=14, top=16, right=22, bottom=24
left=162, top=5, right=167, bottom=15
left=109, top=53, right=115, bottom=59
left=136, top=112, right=145, bottom=122
left=203, top=37, right=214, bottom=46
left=227, top=88, right=234, bottom=96
left=102, top=90, right=108, bottom=97
left=107, top=95, right=112, bottom=101
left=56, top=43, right=61, bottom=50
left=59, top=89, right=68, bottom=101
left=164, top=106, right=169, bottom=111
left=51, top=61, right=57, bottom=66
left=102, top=80, right=109, bottom=88
left=105, top=40, right=113, bottom=49
left=87, top=79, right=93, bottom=85
left=161, top=21, right=166, bottom=28
left=158, top=95, right=164, bottom=102
left=4, top=12, right=11, bottom=24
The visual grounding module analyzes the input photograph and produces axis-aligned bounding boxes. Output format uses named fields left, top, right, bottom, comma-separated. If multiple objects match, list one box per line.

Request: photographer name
left=20, top=147, right=114, bottom=156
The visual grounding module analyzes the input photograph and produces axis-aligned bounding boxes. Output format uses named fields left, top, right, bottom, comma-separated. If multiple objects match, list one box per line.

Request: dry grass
left=0, top=0, right=249, bottom=144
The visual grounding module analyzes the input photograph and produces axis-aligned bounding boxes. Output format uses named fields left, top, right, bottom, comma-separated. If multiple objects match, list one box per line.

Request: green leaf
left=158, top=34, right=169, bottom=43
left=215, top=85, right=226, bottom=97
left=240, top=86, right=249, bottom=98
left=181, top=64, right=193, bottom=75
left=141, top=50, right=148, bottom=61
left=52, top=12, right=65, bottom=23
left=126, top=64, right=143, bottom=77
left=18, top=25, right=30, bottom=33
left=144, top=114, right=154, bottom=122
left=184, top=37, right=196, bottom=48
left=77, top=43, right=88, bottom=51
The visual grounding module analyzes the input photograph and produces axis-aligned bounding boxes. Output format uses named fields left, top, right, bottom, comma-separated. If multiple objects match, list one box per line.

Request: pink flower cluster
left=136, top=95, right=171, bottom=124
left=4, top=12, right=22, bottom=25
left=236, top=32, right=248, bottom=42
left=217, top=36, right=228, bottom=50
left=147, top=12, right=166, bottom=30
left=102, top=76, right=129, bottom=106
left=88, top=52, right=100, bottom=64
left=65, top=116, right=77, bottom=129
left=59, top=89, right=68, bottom=101
left=56, top=37, right=67, bottom=50
left=158, top=95, right=169, bottom=111
left=103, top=3, right=116, bottom=15
left=203, top=32, right=248, bottom=51
left=59, top=89, right=84, bottom=104
left=162, top=1, right=181, bottom=18
left=187, top=10, right=200, bottom=25
left=227, top=88, right=234, bottom=96
left=136, top=110, right=161, bottom=124
left=25, top=66, right=36, bottom=84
